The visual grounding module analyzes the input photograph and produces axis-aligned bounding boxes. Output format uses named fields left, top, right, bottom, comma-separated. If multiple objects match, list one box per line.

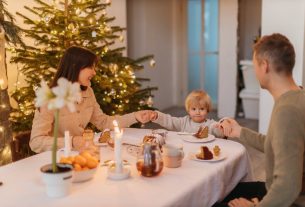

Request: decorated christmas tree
left=0, top=0, right=23, bottom=165
left=10, top=0, right=157, bottom=133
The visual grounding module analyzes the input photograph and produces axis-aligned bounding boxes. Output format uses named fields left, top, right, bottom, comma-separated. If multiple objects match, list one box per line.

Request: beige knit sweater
left=240, top=90, right=305, bottom=207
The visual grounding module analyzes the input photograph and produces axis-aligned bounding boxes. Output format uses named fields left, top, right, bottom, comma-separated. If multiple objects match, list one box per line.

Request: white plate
left=181, top=134, right=215, bottom=143
left=177, top=132, right=194, bottom=135
left=189, top=151, right=226, bottom=162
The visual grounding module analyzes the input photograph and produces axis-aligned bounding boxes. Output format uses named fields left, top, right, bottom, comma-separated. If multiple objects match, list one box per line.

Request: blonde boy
left=150, top=90, right=224, bottom=137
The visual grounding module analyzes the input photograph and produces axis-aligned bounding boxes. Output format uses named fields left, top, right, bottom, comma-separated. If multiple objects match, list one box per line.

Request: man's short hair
left=185, top=90, right=212, bottom=112
left=253, top=33, right=295, bottom=75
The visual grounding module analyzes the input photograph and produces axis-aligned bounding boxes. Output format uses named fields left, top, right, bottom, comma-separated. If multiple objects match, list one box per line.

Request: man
left=218, top=33, right=305, bottom=207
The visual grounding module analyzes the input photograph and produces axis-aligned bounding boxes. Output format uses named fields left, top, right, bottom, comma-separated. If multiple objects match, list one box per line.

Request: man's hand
left=220, top=118, right=242, bottom=138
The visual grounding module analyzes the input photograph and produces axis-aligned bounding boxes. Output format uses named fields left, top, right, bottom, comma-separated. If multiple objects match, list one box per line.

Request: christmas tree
left=10, top=0, right=157, bottom=133
left=0, top=0, right=23, bottom=165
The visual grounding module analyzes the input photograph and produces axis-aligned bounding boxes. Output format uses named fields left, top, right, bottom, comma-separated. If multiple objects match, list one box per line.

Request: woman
left=30, top=46, right=150, bottom=153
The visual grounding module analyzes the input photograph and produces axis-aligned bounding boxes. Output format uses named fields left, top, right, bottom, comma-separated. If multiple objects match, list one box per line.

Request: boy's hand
left=150, top=111, right=158, bottom=121
left=134, top=110, right=151, bottom=124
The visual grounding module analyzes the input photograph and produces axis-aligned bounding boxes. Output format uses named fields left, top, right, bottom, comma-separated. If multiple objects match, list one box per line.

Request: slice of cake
left=99, top=130, right=111, bottom=143
left=194, top=126, right=209, bottom=139
left=196, top=146, right=213, bottom=160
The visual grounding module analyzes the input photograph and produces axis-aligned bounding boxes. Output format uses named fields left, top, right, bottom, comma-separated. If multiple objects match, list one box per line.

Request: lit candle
left=113, top=120, right=123, bottom=172
left=64, top=131, right=71, bottom=156
left=0, top=79, right=4, bottom=90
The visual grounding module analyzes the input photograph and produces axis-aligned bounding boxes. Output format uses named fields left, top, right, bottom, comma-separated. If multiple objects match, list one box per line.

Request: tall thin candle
left=113, top=120, right=123, bottom=172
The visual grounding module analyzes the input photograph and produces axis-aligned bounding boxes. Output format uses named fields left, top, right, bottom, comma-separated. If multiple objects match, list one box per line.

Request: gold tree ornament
left=146, top=96, right=154, bottom=107
left=150, top=59, right=156, bottom=67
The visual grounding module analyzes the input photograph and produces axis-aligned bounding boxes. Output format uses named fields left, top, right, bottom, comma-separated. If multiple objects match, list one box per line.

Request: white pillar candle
left=113, top=120, right=123, bottom=172
left=64, top=131, right=71, bottom=156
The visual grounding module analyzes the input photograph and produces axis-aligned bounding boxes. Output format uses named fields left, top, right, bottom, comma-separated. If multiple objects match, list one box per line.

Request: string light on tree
left=119, top=34, right=124, bottom=42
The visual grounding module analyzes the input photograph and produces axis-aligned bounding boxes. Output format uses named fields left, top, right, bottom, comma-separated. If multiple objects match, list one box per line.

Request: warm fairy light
left=0, top=126, right=4, bottom=132
left=75, top=8, right=81, bottom=15
left=119, top=35, right=124, bottom=42
left=0, top=79, right=4, bottom=89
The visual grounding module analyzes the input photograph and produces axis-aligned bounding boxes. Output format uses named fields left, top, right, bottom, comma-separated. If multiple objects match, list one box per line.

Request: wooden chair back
left=10, top=131, right=36, bottom=162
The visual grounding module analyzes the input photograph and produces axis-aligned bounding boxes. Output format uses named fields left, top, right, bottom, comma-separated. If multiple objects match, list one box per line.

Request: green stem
left=52, top=109, right=59, bottom=173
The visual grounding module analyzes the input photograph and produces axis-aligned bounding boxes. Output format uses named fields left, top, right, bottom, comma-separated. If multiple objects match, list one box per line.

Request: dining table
left=0, top=128, right=253, bottom=207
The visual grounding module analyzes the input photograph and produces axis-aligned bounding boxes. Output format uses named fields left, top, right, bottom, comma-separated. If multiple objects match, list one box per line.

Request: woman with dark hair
left=30, top=46, right=150, bottom=153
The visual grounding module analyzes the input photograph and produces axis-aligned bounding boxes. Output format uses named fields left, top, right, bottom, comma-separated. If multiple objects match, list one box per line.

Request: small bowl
left=72, top=167, right=98, bottom=183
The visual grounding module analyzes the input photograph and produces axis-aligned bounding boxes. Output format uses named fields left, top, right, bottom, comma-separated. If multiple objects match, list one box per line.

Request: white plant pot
left=40, top=163, right=73, bottom=198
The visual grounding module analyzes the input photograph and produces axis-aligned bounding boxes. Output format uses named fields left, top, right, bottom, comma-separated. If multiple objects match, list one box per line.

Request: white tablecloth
left=0, top=128, right=253, bottom=207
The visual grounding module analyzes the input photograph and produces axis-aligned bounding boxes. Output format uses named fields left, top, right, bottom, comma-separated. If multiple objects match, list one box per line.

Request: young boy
left=149, top=90, right=224, bottom=137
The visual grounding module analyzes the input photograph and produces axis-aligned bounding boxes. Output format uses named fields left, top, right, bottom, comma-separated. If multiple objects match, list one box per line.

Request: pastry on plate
left=196, top=146, right=213, bottom=160
left=99, top=129, right=111, bottom=143
left=194, top=126, right=209, bottom=139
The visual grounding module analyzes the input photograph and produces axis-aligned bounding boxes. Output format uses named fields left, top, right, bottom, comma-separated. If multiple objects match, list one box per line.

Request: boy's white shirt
left=152, top=111, right=224, bottom=137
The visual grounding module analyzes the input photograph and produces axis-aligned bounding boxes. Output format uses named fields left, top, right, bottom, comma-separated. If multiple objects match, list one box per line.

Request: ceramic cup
left=162, top=144, right=184, bottom=168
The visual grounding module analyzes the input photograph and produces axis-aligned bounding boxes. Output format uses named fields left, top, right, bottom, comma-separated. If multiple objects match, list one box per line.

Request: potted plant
left=35, top=77, right=81, bottom=197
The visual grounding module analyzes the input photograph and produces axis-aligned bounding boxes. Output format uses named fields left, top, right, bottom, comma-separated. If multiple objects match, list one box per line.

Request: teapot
left=136, top=142, right=163, bottom=177
left=142, top=134, right=166, bottom=151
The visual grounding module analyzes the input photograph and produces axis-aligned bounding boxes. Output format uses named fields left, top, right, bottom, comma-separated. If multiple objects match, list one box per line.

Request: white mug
left=162, top=144, right=184, bottom=168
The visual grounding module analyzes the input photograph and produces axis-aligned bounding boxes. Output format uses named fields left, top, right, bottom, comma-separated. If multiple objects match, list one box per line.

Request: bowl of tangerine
left=59, top=151, right=99, bottom=183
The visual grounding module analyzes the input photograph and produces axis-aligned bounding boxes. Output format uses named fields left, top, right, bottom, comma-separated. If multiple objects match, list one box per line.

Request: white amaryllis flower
left=35, top=78, right=81, bottom=112
left=35, top=80, right=54, bottom=108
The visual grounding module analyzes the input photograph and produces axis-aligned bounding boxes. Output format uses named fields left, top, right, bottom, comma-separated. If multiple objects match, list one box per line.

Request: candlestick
left=64, top=131, right=71, bottom=156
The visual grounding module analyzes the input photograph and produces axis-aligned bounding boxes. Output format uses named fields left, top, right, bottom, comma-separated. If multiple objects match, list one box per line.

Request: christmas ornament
left=87, top=14, right=96, bottom=25
left=150, top=59, right=156, bottom=67
left=67, top=23, right=75, bottom=30
left=110, top=89, right=116, bottom=96
left=83, top=40, right=89, bottom=46
left=104, top=26, right=112, bottom=33
left=147, top=96, right=154, bottom=107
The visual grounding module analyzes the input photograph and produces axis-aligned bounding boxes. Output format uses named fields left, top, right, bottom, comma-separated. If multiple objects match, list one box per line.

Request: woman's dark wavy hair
left=51, top=46, right=98, bottom=88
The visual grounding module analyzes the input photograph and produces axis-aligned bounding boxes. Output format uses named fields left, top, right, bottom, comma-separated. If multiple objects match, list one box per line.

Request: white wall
left=5, top=0, right=126, bottom=102
left=127, top=0, right=182, bottom=110
left=218, top=0, right=238, bottom=118
left=259, top=0, right=305, bottom=133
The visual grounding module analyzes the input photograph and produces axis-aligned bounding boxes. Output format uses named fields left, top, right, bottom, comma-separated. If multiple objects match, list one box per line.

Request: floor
left=146, top=106, right=265, bottom=181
